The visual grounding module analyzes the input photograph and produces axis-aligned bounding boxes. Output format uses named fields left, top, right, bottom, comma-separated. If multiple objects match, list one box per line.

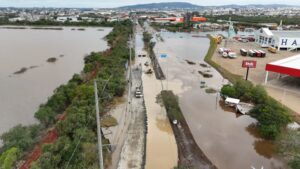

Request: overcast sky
left=0, top=0, right=297, bottom=8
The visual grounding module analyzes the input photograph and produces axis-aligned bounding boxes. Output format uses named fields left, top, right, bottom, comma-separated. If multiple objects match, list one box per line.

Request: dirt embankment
left=149, top=50, right=165, bottom=80
left=161, top=91, right=217, bottom=169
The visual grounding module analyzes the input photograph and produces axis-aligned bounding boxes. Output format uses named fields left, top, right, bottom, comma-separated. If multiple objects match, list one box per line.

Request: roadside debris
left=145, top=69, right=153, bottom=74
left=200, top=63, right=209, bottom=68
left=198, top=70, right=213, bottom=78
left=185, top=59, right=196, bottom=65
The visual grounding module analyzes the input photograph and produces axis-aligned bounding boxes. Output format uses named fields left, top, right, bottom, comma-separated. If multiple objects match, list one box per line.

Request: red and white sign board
left=242, top=60, right=257, bottom=68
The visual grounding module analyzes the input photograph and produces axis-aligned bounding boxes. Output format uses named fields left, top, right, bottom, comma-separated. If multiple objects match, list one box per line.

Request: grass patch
left=204, top=35, right=242, bottom=83
left=205, top=88, right=217, bottom=94
left=101, top=115, right=118, bottom=128
left=160, top=90, right=184, bottom=121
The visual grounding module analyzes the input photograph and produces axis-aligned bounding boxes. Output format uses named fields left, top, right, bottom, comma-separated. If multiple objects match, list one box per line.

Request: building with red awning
left=265, top=54, right=300, bottom=84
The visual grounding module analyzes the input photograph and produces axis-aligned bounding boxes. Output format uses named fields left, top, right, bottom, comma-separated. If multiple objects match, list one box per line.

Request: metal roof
left=266, top=54, right=300, bottom=77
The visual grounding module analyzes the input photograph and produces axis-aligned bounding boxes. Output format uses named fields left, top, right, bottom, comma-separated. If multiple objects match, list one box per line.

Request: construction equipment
left=268, top=47, right=277, bottom=53
left=213, top=35, right=223, bottom=44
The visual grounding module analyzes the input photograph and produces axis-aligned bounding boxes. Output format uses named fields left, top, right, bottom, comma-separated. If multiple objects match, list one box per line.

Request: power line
left=64, top=77, right=112, bottom=169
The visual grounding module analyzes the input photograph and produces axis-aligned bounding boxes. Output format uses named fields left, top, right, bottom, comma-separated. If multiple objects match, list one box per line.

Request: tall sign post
left=242, top=60, right=257, bottom=81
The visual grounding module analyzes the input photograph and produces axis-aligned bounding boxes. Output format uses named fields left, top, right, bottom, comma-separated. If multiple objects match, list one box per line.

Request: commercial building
left=152, top=17, right=206, bottom=23
left=256, top=28, right=300, bottom=51
left=265, top=54, right=300, bottom=84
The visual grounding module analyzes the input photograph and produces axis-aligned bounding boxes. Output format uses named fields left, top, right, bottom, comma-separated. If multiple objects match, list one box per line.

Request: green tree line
left=0, top=18, right=117, bottom=27
left=0, top=19, right=133, bottom=169
left=205, top=15, right=300, bottom=25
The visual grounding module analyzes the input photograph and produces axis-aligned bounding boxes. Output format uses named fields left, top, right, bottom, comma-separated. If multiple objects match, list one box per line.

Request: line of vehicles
left=219, top=47, right=269, bottom=59
left=218, top=48, right=237, bottom=59
left=240, top=48, right=266, bottom=57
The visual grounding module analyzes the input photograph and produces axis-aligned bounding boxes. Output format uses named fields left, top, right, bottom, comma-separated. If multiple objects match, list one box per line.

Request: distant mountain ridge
left=119, top=2, right=297, bottom=9
left=219, top=4, right=296, bottom=8
left=119, top=2, right=201, bottom=9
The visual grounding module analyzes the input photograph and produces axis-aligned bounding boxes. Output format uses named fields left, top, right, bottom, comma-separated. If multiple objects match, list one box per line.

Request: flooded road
left=0, top=26, right=112, bottom=136
left=135, top=26, right=178, bottom=169
left=154, top=31, right=286, bottom=169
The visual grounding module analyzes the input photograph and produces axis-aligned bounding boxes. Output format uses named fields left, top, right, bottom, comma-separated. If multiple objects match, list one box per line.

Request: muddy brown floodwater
left=0, top=26, right=112, bottom=137
left=135, top=26, right=178, bottom=169
left=154, top=31, right=287, bottom=169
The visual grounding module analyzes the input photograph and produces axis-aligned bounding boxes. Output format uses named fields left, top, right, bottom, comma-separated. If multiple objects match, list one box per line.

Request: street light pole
left=94, top=80, right=104, bottom=169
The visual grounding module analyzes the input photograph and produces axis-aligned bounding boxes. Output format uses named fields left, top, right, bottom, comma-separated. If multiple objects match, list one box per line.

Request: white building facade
left=256, top=28, right=300, bottom=51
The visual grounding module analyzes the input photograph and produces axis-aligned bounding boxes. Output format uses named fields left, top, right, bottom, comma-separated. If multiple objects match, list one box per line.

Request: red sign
left=242, top=60, right=257, bottom=68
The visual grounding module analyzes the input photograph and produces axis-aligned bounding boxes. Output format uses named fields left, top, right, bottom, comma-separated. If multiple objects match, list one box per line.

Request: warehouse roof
left=266, top=54, right=300, bottom=77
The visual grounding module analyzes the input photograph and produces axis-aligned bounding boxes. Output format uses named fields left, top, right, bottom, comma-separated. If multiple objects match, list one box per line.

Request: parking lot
left=212, top=40, right=296, bottom=84
left=212, top=40, right=300, bottom=117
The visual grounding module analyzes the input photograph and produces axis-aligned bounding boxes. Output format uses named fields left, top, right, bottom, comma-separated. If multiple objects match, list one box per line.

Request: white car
left=222, top=52, right=228, bottom=58
left=228, top=52, right=237, bottom=59
left=218, top=48, right=225, bottom=54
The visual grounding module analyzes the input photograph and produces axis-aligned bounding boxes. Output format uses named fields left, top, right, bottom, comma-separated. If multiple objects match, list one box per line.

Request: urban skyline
left=0, top=0, right=297, bottom=8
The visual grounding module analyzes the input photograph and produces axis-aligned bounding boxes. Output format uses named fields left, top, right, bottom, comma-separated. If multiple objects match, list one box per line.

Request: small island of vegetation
left=46, top=57, right=57, bottom=63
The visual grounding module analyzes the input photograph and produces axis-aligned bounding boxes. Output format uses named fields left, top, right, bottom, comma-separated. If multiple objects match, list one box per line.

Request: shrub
left=220, top=79, right=291, bottom=140
left=250, top=100, right=291, bottom=139
left=220, top=84, right=236, bottom=98
left=0, top=147, right=19, bottom=169
left=161, top=91, right=184, bottom=121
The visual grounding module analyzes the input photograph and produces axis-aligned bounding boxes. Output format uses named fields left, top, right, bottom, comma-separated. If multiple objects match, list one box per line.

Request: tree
left=0, top=147, right=19, bottom=169
left=0, top=124, right=40, bottom=152
left=34, top=106, right=56, bottom=127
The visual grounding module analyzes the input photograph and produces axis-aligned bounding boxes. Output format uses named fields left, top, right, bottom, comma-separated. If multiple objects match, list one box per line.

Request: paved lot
left=212, top=40, right=296, bottom=84
left=212, top=40, right=300, bottom=117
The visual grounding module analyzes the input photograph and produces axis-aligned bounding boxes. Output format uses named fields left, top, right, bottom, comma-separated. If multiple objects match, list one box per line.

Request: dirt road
left=116, top=63, right=147, bottom=169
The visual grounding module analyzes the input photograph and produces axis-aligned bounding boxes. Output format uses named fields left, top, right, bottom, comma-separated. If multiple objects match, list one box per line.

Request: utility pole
left=129, top=35, right=132, bottom=102
left=94, top=80, right=104, bottom=169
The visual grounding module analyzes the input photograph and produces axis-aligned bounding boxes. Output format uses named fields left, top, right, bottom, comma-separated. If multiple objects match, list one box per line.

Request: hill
left=119, top=2, right=297, bottom=10
left=119, top=2, right=202, bottom=9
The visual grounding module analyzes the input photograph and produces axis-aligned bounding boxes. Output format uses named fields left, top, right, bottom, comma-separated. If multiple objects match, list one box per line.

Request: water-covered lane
left=154, top=31, right=286, bottom=169
left=135, top=25, right=178, bottom=169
